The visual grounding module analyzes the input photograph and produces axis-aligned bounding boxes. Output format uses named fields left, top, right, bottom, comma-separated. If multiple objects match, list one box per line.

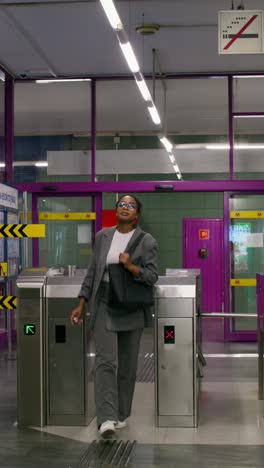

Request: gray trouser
left=93, top=287, right=143, bottom=427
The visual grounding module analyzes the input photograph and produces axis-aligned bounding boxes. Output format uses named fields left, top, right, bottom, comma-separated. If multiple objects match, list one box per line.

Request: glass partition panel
left=229, top=195, right=264, bottom=333
left=38, top=196, right=93, bottom=268
left=233, top=116, right=264, bottom=179
left=233, top=77, right=264, bottom=180
left=96, top=78, right=229, bottom=181
left=14, top=81, right=91, bottom=184
left=233, top=76, right=264, bottom=112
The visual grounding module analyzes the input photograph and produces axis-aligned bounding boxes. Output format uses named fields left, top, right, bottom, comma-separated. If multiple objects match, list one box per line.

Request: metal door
left=227, top=194, right=264, bottom=340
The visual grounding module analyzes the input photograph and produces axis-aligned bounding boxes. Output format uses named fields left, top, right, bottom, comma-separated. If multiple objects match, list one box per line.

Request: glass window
left=14, top=81, right=91, bottom=183
left=96, top=78, right=229, bottom=181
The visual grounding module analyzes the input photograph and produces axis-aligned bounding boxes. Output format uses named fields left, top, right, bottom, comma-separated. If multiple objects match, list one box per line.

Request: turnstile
left=155, top=275, right=200, bottom=427
left=16, top=268, right=95, bottom=427
left=17, top=269, right=47, bottom=427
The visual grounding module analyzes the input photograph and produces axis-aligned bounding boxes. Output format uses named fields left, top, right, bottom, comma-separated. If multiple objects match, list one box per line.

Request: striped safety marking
left=0, top=224, right=45, bottom=238
left=230, top=211, right=264, bottom=218
left=0, top=296, right=17, bottom=309
left=230, top=278, right=256, bottom=287
left=39, top=212, right=96, bottom=221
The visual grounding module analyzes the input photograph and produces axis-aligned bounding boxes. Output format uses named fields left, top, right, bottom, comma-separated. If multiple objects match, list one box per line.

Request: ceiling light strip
left=206, top=144, right=264, bottom=150
left=99, top=0, right=123, bottom=30
left=99, top=0, right=182, bottom=179
left=100, top=0, right=160, bottom=126
left=36, top=79, right=91, bottom=83
left=159, top=136, right=182, bottom=178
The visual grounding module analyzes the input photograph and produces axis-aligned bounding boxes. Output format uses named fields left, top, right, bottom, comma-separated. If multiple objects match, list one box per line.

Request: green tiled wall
left=103, top=192, right=223, bottom=275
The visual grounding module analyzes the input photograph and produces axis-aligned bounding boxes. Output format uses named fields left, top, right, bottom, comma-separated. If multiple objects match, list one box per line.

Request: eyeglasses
left=118, top=201, right=136, bottom=210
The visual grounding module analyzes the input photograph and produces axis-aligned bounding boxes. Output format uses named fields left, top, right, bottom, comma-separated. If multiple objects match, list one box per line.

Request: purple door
left=183, top=218, right=224, bottom=313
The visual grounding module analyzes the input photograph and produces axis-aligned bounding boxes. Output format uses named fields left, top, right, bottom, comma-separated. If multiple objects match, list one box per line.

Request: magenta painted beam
left=224, top=192, right=230, bottom=340
left=32, top=194, right=39, bottom=267
left=14, top=180, right=264, bottom=194
left=228, top=76, right=234, bottom=180
left=94, top=193, right=102, bottom=233
left=4, top=74, right=14, bottom=185
left=91, top=79, right=96, bottom=182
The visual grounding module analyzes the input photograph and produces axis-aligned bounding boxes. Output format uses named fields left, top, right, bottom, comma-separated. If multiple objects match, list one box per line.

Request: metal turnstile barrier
left=46, top=273, right=95, bottom=425
left=16, top=268, right=95, bottom=427
left=17, top=268, right=47, bottom=427
left=166, top=268, right=206, bottom=374
left=155, top=275, right=200, bottom=427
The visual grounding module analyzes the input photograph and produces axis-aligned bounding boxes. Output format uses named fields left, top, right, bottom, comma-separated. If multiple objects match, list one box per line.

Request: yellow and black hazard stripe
left=0, top=296, right=17, bottom=309
left=0, top=224, right=45, bottom=238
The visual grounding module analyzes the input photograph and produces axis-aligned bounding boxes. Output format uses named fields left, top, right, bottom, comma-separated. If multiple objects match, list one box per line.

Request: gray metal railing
left=199, top=312, right=263, bottom=399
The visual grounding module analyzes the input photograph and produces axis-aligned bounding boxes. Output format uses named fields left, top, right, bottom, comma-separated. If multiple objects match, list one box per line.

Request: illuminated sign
left=164, top=326, right=175, bottom=344
left=24, top=324, right=36, bottom=336
left=199, top=229, right=210, bottom=240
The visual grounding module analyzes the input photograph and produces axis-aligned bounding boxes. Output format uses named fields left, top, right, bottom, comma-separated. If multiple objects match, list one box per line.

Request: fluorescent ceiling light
left=119, top=42, right=140, bottom=73
left=0, top=163, right=5, bottom=167
left=173, top=163, right=180, bottom=173
left=176, top=173, right=182, bottom=180
left=168, top=154, right=175, bottom=164
left=35, top=79, right=91, bottom=83
left=206, top=144, right=264, bottom=150
left=174, top=143, right=205, bottom=150
left=234, top=114, right=264, bottom=118
left=147, top=105, right=161, bottom=125
left=233, top=75, right=264, bottom=78
left=160, top=136, right=173, bottom=153
left=135, top=78, right=152, bottom=102
left=35, top=162, right=48, bottom=167
left=100, top=0, right=123, bottom=30
left=206, top=144, right=229, bottom=150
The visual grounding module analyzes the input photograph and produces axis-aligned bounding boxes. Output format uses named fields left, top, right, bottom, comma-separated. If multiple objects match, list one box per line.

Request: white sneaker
left=99, top=420, right=116, bottom=439
left=115, top=420, right=127, bottom=429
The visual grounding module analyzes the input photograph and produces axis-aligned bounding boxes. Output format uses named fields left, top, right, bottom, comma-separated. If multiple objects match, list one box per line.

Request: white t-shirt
left=103, top=229, right=135, bottom=282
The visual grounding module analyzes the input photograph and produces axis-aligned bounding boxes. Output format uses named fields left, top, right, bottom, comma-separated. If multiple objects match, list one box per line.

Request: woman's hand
left=119, top=252, right=132, bottom=269
left=119, top=252, right=141, bottom=277
left=70, top=299, right=86, bottom=325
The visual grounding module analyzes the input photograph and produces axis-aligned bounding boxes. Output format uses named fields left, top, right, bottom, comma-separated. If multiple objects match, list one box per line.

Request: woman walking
left=70, top=194, right=158, bottom=438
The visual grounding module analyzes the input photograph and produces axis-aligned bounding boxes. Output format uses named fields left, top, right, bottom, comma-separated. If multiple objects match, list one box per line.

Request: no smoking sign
left=219, top=10, right=263, bottom=54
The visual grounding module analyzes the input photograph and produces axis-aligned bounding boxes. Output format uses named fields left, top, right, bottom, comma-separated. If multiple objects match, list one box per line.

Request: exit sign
left=24, top=324, right=36, bottom=336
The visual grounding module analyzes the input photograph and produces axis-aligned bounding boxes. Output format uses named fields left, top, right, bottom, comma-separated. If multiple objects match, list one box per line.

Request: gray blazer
left=78, top=225, right=158, bottom=330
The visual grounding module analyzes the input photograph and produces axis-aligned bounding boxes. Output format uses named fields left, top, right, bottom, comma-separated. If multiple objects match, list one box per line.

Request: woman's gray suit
left=78, top=225, right=158, bottom=426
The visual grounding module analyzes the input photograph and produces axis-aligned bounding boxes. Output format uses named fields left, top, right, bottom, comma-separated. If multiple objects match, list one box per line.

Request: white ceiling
left=2, top=0, right=264, bottom=174
left=2, top=0, right=264, bottom=77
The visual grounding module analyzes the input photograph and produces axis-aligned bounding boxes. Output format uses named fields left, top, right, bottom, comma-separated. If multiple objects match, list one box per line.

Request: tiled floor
left=1, top=331, right=264, bottom=466
left=39, top=380, right=264, bottom=446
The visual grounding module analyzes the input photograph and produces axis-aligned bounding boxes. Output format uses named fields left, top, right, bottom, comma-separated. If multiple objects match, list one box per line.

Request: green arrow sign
left=24, top=324, right=36, bottom=336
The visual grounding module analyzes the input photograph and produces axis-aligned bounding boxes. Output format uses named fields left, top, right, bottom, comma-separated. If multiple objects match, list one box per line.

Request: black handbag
left=108, top=232, right=154, bottom=310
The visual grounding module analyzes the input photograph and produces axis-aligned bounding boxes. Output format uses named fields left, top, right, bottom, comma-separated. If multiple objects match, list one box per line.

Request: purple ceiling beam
left=234, top=111, right=264, bottom=117
left=14, top=71, right=264, bottom=83
left=14, top=180, right=264, bottom=194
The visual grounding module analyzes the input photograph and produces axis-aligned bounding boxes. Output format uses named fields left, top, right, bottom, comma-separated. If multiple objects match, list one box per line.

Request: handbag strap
left=125, top=232, right=145, bottom=255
